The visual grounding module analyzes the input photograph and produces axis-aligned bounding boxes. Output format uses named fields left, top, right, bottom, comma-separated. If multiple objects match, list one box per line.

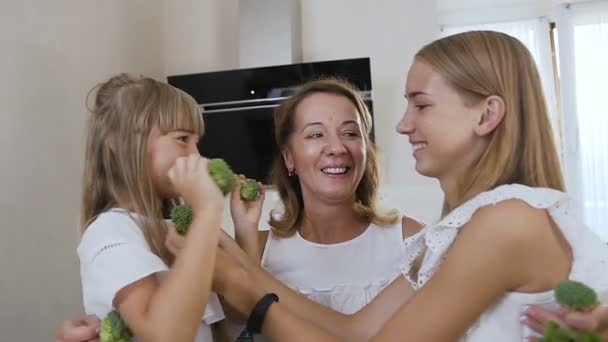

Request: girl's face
left=282, top=92, right=367, bottom=205
left=395, top=60, right=487, bottom=181
left=148, top=127, right=200, bottom=198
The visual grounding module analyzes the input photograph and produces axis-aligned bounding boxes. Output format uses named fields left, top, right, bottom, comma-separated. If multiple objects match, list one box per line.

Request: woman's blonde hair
left=269, top=78, right=399, bottom=237
left=415, top=31, right=565, bottom=213
left=81, top=73, right=204, bottom=264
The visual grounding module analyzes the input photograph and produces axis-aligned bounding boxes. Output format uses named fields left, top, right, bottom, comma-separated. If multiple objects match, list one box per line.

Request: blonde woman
left=214, top=31, right=608, bottom=341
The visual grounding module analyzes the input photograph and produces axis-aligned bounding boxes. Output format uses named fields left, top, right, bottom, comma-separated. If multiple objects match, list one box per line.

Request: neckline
left=295, top=222, right=374, bottom=248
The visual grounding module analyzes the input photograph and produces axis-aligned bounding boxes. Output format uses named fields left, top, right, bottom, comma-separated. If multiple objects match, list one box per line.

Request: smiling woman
left=230, top=78, right=423, bottom=340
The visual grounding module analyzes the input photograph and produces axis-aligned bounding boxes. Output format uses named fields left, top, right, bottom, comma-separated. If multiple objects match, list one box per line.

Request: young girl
left=213, top=31, right=608, bottom=341
left=77, top=73, right=225, bottom=341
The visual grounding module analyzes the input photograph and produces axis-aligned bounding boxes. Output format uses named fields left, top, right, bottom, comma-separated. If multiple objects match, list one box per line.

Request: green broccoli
left=555, top=281, right=598, bottom=311
left=100, top=310, right=132, bottom=342
left=208, top=158, right=237, bottom=195
left=170, top=204, right=193, bottom=235
left=240, top=178, right=260, bottom=201
left=540, top=281, right=601, bottom=342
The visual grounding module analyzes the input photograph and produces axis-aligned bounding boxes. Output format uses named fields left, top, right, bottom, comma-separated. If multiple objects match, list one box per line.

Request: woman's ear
left=474, top=95, right=506, bottom=136
left=282, top=147, right=294, bottom=171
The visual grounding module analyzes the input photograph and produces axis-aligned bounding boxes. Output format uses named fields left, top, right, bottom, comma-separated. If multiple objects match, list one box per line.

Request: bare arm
left=373, top=200, right=569, bottom=341
left=113, top=155, right=224, bottom=341
left=219, top=231, right=415, bottom=341
left=115, top=208, right=222, bottom=341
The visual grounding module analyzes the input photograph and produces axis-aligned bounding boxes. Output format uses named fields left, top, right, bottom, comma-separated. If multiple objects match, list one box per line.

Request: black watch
left=245, top=293, right=279, bottom=334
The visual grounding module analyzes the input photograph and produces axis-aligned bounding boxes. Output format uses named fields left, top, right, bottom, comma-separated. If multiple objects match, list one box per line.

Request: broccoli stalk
left=208, top=158, right=237, bottom=195
left=540, top=280, right=601, bottom=342
left=170, top=159, right=260, bottom=235
left=100, top=310, right=133, bottom=342
left=240, top=178, right=260, bottom=201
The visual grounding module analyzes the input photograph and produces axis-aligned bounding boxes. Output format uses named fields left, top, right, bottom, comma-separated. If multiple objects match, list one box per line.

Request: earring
left=288, top=169, right=295, bottom=176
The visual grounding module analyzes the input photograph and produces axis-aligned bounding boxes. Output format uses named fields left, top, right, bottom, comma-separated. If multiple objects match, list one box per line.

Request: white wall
left=163, top=0, right=239, bottom=76
left=0, top=1, right=164, bottom=340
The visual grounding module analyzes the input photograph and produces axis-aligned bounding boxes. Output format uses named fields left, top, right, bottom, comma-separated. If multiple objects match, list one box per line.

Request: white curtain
left=440, top=19, right=562, bottom=164
left=557, top=2, right=608, bottom=241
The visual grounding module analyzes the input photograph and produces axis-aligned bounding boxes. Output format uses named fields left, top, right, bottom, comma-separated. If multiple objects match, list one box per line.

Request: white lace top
left=262, top=218, right=405, bottom=314
left=400, top=184, right=608, bottom=341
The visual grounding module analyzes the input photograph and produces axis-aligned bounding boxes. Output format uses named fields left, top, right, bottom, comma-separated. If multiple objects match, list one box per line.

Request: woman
left=214, top=30, right=608, bottom=341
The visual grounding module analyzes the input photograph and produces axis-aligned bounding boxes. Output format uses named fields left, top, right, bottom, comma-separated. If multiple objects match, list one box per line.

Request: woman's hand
left=230, top=176, right=265, bottom=260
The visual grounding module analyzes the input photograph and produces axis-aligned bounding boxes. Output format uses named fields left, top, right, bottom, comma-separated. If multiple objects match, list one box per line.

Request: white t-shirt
left=77, top=209, right=224, bottom=342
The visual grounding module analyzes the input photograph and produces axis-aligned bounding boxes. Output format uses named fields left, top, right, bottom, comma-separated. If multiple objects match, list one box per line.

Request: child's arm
left=114, top=155, right=224, bottom=341
left=115, top=208, right=222, bottom=341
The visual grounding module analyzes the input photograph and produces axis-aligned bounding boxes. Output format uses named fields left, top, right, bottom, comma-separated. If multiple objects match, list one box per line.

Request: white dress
left=262, top=218, right=406, bottom=314
left=400, top=184, right=608, bottom=341
left=77, top=209, right=224, bottom=342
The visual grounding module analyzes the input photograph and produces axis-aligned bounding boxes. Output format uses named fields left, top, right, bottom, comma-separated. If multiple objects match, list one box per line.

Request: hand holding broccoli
left=100, top=310, right=132, bottom=342
left=540, top=280, right=601, bottom=342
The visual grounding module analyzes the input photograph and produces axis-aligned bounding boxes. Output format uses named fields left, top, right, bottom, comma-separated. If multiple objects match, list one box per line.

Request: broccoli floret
left=541, top=281, right=601, bottom=341
left=541, top=321, right=601, bottom=342
left=555, top=280, right=598, bottom=311
left=541, top=321, right=576, bottom=342
left=170, top=204, right=193, bottom=235
left=100, top=310, right=132, bottom=342
left=208, top=158, right=237, bottom=195
left=240, top=178, right=260, bottom=201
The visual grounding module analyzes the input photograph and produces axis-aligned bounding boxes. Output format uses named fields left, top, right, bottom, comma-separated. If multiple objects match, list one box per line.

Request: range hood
left=238, top=0, right=302, bottom=68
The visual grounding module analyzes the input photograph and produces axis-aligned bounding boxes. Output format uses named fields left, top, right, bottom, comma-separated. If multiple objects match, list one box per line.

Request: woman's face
left=396, top=60, right=485, bottom=181
left=283, top=92, right=367, bottom=205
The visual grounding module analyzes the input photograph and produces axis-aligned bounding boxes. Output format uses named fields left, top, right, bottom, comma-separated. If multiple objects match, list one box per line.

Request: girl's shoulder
left=437, top=184, right=567, bottom=229
left=78, top=209, right=146, bottom=263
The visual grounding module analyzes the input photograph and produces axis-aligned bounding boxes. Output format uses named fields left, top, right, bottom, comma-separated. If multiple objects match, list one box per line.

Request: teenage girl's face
left=282, top=92, right=367, bottom=205
left=148, top=127, right=200, bottom=198
left=395, top=60, right=484, bottom=180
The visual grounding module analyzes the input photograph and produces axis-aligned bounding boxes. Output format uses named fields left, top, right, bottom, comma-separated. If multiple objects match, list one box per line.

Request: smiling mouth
left=412, top=143, right=427, bottom=152
left=321, top=167, right=350, bottom=175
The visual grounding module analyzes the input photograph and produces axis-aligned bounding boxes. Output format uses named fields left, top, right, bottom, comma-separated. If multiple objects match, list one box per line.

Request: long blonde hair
left=415, top=31, right=565, bottom=213
left=81, top=73, right=204, bottom=264
left=269, top=78, right=399, bottom=237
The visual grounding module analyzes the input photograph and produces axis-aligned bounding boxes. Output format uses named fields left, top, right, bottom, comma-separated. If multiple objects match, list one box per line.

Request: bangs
left=157, top=86, right=204, bottom=136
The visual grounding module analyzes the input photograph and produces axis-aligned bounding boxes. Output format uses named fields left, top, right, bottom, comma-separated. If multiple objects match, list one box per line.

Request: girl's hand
left=56, top=315, right=100, bottom=342
left=164, top=224, right=186, bottom=256
left=230, top=175, right=265, bottom=258
left=168, top=154, right=224, bottom=213
left=523, top=303, right=608, bottom=341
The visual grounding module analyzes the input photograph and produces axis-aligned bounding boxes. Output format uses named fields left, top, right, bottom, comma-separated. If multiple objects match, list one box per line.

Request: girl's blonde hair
left=415, top=31, right=565, bottom=213
left=269, top=78, right=399, bottom=237
left=81, top=73, right=204, bottom=264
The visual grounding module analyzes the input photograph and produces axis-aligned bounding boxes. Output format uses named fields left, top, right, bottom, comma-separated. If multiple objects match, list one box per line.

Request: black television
left=167, top=57, right=374, bottom=184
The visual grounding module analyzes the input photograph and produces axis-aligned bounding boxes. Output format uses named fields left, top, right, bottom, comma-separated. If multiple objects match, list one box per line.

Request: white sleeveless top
left=262, top=219, right=405, bottom=314
left=400, top=184, right=608, bottom=341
